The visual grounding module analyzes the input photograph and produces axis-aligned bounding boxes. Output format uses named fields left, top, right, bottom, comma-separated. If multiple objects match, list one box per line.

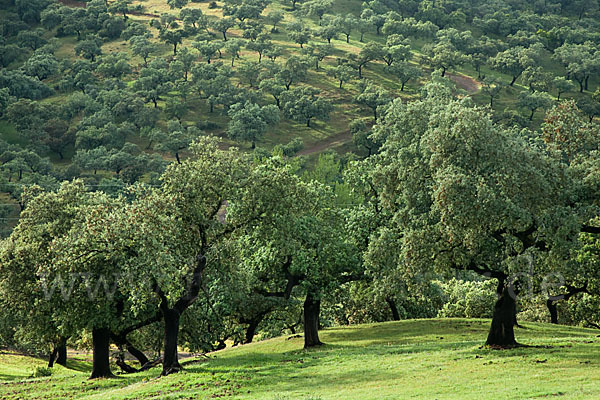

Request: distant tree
left=74, top=35, right=103, bottom=62
left=287, top=21, right=312, bottom=48
left=522, top=66, right=553, bottom=93
left=491, top=46, right=535, bottom=86
left=302, top=43, right=334, bottom=70
left=210, top=17, right=236, bottom=41
left=481, top=77, right=504, bottom=107
left=302, top=0, right=333, bottom=22
left=382, top=34, right=411, bottom=67
left=151, top=120, right=198, bottom=163
left=281, top=86, right=333, bottom=127
left=316, top=18, right=340, bottom=44
left=355, top=81, right=392, bottom=121
left=386, top=62, right=421, bottom=91
left=265, top=10, right=284, bottom=32
left=121, top=21, right=150, bottom=40
left=0, top=43, right=20, bottom=68
left=167, top=0, right=189, bottom=9
left=554, top=43, right=600, bottom=92
left=193, top=39, right=221, bottom=64
left=553, top=76, right=576, bottom=101
left=353, top=42, right=384, bottom=78
left=259, top=77, right=286, bottom=108
left=130, top=35, right=157, bottom=67
left=246, top=34, right=273, bottom=63
left=42, top=119, right=73, bottom=159
left=228, top=101, right=280, bottom=148
left=424, top=40, right=467, bottom=77
left=336, top=14, right=357, bottom=43
left=277, top=55, right=311, bottom=89
left=17, top=29, right=47, bottom=51
left=327, top=64, right=356, bottom=88
left=518, top=90, right=554, bottom=121
left=23, top=53, right=59, bottom=80
left=224, top=39, right=243, bottom=67
left=15, top=0, right=52, bottom=23
left=180, top=8, right=209, bottom=34
left=96, top=53, right=131, bottom=79
left=159, top=28, right=186, bottom=56
left=108, top=0, right=134, bottom=20
left=133, top=58, right=173, bottom=108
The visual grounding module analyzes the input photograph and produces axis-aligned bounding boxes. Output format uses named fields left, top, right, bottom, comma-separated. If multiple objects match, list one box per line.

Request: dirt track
left=447, top=73, right=481, bottom=94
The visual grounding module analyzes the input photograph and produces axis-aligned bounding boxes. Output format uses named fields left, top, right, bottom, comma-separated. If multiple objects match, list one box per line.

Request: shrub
left=437, top=278, right=497, bottom=318
left=31, top=367, right=52, bottom=378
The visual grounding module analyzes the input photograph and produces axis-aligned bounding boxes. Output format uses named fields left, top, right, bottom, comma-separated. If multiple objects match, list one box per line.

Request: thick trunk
left=547, top=299, right=558, bottom=324
left=244, top=319, right=261, bottom=344
left=56, top=340, right=67, bottom=366
left=156, top=254, right=206, bottom=376
left=161, top=308, right=182, bottom=376
left=303, top=294, right=323, bottom=348
left=386, top=298, right=400, bottom=321
left=90, top=328, right=113, bottom=379
left=485, top=287, right=518, bottom=347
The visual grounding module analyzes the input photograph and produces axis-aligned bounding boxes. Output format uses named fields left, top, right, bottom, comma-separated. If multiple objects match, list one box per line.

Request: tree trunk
left=244, top=318, right=261, bottom=344
left=161, top=308, right=182, bottom=376
left=485, top=287, right=518, bottom=347
left=585, top=75, right=589, bottom=91
left=55, top=338, right=67, bottom=366
left=48, top=349, right=57, bottom=368
left=303, top=293, right=323, bottom=348
left=510, top=75, right=518, bottom=86
left=156, top=254, right=206, bottom=376
left=529, top=109, right=535, bottom=121
left=547, top=299, right=558, bottom=324
left=386, top=298, right=400, bottom=321
left=90, top=328, right=113, bottom=379
left=401, top=81, right=406, bottom=91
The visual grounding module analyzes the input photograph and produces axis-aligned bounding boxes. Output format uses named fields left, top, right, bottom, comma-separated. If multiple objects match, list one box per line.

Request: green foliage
left=281, top=86, right=333, bottom=127
left=437, top=279, right=497, bottom=318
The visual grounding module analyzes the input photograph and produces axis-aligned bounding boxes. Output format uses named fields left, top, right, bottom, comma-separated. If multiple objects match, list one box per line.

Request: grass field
left=2, top=319, right=600, bottom=399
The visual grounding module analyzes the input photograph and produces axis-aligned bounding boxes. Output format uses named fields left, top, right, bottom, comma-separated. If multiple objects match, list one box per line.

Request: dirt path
left=447, top=73, right=481, bottom=94
left=298, top=131, right=352, bottom=155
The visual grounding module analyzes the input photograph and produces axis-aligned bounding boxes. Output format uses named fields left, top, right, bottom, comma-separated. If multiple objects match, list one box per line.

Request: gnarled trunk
left=161, top=308, right=182, bottom=376
left=155, top=254, right=206, bottom=376
left=48, top=338, right=67, bottom=368
left=485, top=287, right=518, bottom=347
left=303, top=293, right=323, bottom=348
left=90, top=328, right=113, bottom=379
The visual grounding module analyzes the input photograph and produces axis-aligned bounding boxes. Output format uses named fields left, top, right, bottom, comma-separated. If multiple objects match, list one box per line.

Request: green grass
left=2, top=319, right=600, bottom=399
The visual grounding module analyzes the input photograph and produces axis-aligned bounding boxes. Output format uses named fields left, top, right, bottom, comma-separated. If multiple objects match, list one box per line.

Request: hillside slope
left=1, top=319, right=600, bottom=399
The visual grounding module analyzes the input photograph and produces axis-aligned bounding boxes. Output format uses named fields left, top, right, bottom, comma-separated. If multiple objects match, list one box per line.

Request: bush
left=31, top=367, right=52, bottom=378
left=208, top=2, right=218, bottom=8
left=437, top=278, right=497, bottom=318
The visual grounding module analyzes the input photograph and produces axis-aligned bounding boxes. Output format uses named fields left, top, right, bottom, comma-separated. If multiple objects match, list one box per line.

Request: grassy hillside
left=2, top=319, right=600, bottom=399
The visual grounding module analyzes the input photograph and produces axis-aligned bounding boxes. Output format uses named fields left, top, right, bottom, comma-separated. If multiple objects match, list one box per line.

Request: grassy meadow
left=2, top=319, right=600, bottom=400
